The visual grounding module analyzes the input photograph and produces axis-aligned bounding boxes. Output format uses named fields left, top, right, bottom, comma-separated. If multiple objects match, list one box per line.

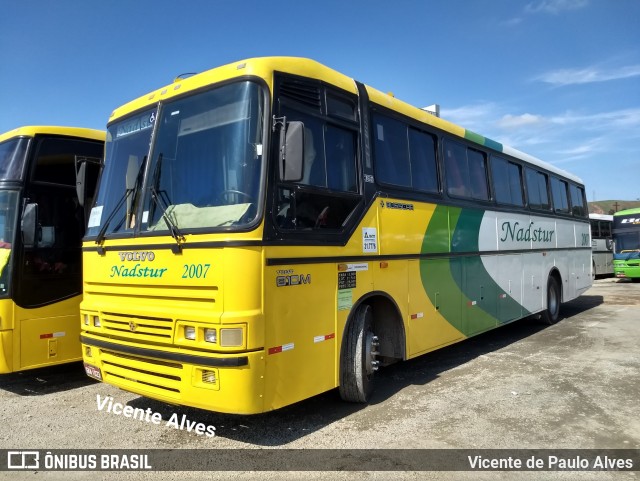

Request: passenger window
left=408, top=129, right=438, bottom=193
left=525, top=167, right=550, bottom=210
left=373, top=115, right=410, bottom=187
left=467, top=148, right=489, bottom=200
left=569, top=184, right=587, bottom=217
left=444, top=139, right=468, bottom=197
left=491, top=156, right=523, bottom=206
left=550, top=177, right=570, bottom=213
left=444, top=139, right=489, bottom=201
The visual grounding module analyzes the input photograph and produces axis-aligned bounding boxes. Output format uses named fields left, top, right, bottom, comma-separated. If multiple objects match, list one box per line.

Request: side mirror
left=21, top=203, right=39, bottom=248
left=279, top=121, right=305, bottom=182
left=75, top=155, right=102, bottom=207
left=76, top=161, right=87, bottom=206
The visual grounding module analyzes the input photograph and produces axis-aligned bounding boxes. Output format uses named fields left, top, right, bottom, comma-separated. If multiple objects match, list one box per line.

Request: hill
left=589, top=200, right=640, bottom=215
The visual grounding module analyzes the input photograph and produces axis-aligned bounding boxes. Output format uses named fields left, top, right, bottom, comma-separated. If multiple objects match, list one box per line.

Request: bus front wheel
left=339, top=304, right=379, bottom=403
left=541, top=275, right=561, bottom=325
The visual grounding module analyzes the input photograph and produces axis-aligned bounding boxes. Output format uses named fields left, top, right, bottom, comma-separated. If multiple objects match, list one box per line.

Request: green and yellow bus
left=612, top=208, right=640, bottom=281
left=0, top=126, right=104, bottom=373
left=80, top=57, right=591, bottom=413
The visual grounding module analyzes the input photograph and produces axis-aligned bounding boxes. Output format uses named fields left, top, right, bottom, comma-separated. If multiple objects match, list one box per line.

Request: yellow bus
left=81, top=58, right=591, bottom=413
left=0, top=126, right=104, bottom=373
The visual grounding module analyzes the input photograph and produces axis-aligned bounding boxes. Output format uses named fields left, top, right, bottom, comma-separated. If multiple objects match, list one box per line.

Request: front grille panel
left=102, top=312, right=173, bottom=341
left=100, top=349, right=183, bottom=400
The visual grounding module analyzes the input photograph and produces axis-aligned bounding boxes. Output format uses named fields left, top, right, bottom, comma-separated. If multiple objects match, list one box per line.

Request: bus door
left=15, top=135, right=102, bottom=370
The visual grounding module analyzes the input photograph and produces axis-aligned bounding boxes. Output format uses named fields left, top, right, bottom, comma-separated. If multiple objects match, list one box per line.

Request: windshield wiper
left=148, top=153, right=185, bottom=252
left=94, top=156, right=147, bottom=250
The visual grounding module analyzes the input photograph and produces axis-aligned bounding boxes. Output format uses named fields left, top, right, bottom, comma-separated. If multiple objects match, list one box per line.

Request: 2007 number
left=182, top=263, right=211, bottom=279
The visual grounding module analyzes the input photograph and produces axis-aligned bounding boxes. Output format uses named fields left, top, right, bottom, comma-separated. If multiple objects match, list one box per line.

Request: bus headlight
left=204, top=329, right=217, bottom=343
left=83, top=314, right=90, bottom=326
left=93, top=316, right=101, bottom=327
left=220, top=328, right=243, bottom=347
left=184, top=326, right=196, bottom=340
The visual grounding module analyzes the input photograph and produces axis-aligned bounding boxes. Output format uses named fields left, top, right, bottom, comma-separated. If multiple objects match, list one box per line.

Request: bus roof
left=0, top=126, right=105, bottom=143
left=613, top=207, right=640, bottom=217
left=108, top=56, right=583, bottom=185
left=589, top=213, right=613, bottom=221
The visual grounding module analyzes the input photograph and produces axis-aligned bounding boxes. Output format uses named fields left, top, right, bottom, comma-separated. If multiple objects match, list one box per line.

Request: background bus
left=589, top=213, right=613, bottom=278
left=80, top=57, right=591, bottom=414
left=612, top=208, right=640, bottom=281
left=0, top=126, right=104, bottom=373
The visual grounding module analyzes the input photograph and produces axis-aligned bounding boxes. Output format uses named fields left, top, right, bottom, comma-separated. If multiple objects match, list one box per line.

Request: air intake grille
left=280, top=81, right=321, bottom=110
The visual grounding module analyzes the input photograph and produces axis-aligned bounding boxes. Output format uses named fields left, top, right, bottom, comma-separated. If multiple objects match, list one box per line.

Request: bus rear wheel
left=339, top=304, right=379, bottom=403
left=541, top=275, right=561, bottom=325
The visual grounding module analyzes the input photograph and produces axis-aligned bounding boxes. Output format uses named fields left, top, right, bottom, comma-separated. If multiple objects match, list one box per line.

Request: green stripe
left=464, top=129, right=503, bottom=152
left=421, top=206, right=530, bottom=337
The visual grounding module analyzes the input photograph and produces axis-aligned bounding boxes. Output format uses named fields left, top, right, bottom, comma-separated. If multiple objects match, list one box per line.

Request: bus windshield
left=0, top=138, right=29, bottom=181
left=87, top=109, right=157, bottom=237
left=614, top=232, right=640, bottom=256
left=141, top=81, right=264, bottom=234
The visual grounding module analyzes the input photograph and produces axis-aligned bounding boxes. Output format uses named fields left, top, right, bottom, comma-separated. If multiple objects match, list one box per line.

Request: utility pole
left=613, top=201, right=620, bottom=212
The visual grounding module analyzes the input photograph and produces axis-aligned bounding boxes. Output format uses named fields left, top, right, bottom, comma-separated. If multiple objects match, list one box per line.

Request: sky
left=1, top=0, right=639, bottom=201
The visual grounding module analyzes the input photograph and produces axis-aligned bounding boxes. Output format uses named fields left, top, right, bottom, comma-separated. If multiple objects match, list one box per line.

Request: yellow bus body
left=0, top=126, right=105, bottom=373
left=81, top=58, right=590, bottom=413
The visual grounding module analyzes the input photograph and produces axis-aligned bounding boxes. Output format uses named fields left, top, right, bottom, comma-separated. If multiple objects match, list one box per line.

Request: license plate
left=84, top=363, right=103, bottom=381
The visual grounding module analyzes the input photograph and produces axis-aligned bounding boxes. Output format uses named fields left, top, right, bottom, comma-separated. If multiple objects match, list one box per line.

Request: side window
left=590, top=219, right=599, bottom=238
left=600, top=220, right=611, bottom=237
left=444, top=139, right=468, bottom=197
left=326, top=125, right=357, bottom=192
left=569, top=184, right=587, bottom=217
left=444, top=139, right=489, bottom=201
left=467, top=148, right=489, bottom=200
left=373, top=114, right=410, bottom=187
left=408, top=128, right=438, bottom=193
left=491, top=156, right=523, bottom=206
left=327, top=94, right=356, bottom=121
left=297, top=115, right=326, bottom=188
left=275, top=104, right=360, bottom=232
left=525, top=167, right=550, bottom=210
left=550, top=177, right=570, bottom=213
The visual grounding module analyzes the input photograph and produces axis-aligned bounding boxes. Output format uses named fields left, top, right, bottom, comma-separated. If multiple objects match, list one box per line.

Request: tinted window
left=525, top=168, right=550, bottom=210
left=0, top=137, right=29, bottom=180
left=550, top=177, right=569, bottom=213
left=408, top=129, right=438, bottom=193
left=444, top=139, right=489, bottom=201
left=326, top=125, right=357, bottom=192
left=32, top=138, right=102, bottom=186
left=327, top=94, right=356, bottom=121
left=491, top=156, right=523, bottom=206
left=569, top=184, right=587, bottom=217
left=374, top=115, right=410, bottom=187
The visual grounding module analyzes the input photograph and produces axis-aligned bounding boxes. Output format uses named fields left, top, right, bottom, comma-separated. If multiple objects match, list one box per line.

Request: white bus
left=589, top=213, right=613, bottom=278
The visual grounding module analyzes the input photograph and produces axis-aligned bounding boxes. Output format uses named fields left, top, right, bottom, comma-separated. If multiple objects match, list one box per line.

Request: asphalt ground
left=1, top=277, right=638, bottom=480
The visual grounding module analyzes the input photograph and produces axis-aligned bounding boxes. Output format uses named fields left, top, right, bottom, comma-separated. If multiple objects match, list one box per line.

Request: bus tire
left=541, top=275, right=561, bottom=325
left=339, top=304, right=378, bottom=403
